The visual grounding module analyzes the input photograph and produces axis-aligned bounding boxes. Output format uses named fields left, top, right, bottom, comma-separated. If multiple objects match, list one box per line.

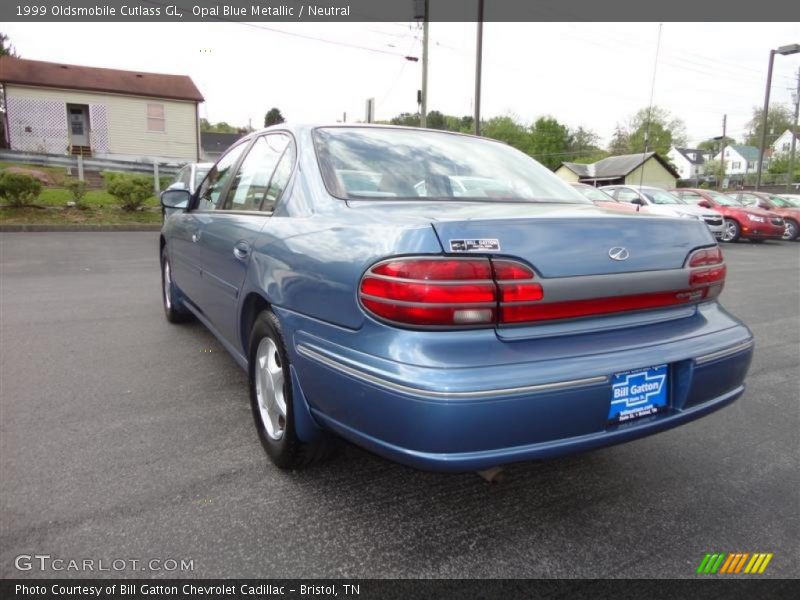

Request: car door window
left=195, top=142, right=249, bottom=211
left=262, top=141, right=296, bottom=212
left=679, top=192, right=703, bottom=204
left=616, top=189, right=641, bottom=203
left=601, top=188, right=618, bottom=199
left=222, top=134, right=290, bottom=211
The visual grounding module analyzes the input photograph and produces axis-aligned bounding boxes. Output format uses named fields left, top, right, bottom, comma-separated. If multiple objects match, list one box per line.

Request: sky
left=3, top=21, right=799, bottom=147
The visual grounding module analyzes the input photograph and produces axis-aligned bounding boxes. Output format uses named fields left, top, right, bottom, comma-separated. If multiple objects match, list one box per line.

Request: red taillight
left=688, top=246, right=723, bottom=267
left=359, top=258, right=497, bottom=326
left=686, top=246, right=726, bottom=300
left=360, top=250, right=726, bottom=329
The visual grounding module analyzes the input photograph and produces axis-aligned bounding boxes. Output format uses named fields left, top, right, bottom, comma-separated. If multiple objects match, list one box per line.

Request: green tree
left=481, top=115, right=530, bottom=154
left=264, top=107, right=285, bottom=127
left=425, top=110, right=447, bottom=130
left=0, top=32, right=17, bottom=57
left=768, top=153, right=800, bottom=180
left=527, top=116, right=570, bottom=170
left=389, top=112, right=421, bottom=127
left=608, top=125, right=629, bottom=155
left=626, top=106, right=687, bottom=156
left=698, top=136, right=735, bottom=157
left=744, top=104, right=793, bottom=147
left=568, top=126, right=605, bottom=162
left=704, top=159, right=726, bottom=181
left=199, top=119, right=240, bottom=133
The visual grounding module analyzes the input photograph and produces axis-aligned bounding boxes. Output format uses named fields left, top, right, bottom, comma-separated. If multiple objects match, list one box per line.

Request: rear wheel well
left=240, top=293, right=271, bottom=356
left=159, top=235, right=166, bottom=256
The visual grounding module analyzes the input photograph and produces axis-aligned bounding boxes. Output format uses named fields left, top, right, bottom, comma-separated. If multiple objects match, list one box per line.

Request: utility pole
left=420, top=0, right=429, bottom=128
left=473, top=0, right=484, bottom=135
left=788, top=68, right=800, bottom=192
left=720, top=114, right=727, bottom=187
left=756, top=50, right=776, bottom=191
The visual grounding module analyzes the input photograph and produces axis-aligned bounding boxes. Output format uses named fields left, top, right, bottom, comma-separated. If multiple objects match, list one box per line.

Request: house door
left=67, top=105, right=90, bottom=146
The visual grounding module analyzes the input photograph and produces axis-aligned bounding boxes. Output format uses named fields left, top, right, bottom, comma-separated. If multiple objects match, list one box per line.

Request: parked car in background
left=159, top=124, right=753, bottom=473
left=776, top=194, right=800, bottom=207
left=601, top=185, right=725, bottom=238
left=570, top=183, right=638, bottom=211
left=727, top=191, right=800, bottom=241
left=163, top=162, right=213, bottom=218
left=672, top=188, right=784, bottom=243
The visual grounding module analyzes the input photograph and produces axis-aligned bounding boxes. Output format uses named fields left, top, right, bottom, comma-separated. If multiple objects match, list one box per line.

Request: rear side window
left=222, top=134, right=290, bottom=211
left=262, top=141, right=296, bottom=212
left=195, top=142, right=248, bottom=211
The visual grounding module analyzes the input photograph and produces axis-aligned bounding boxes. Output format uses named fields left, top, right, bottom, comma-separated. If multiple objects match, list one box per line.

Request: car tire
left=783, top=219, right=799, bottom=241
left=248, top=310, right=335, bottom=469
left=721, top=218, right=740, bottom=243
left=161, top=248, right=193, bottom=323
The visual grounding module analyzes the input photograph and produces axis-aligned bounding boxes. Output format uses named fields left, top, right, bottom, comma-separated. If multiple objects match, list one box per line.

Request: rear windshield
left=313, top=127, right=590, bottom=204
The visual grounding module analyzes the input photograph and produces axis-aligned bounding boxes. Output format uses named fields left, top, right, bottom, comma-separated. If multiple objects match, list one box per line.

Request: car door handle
left=233, top=241, right=251, bottom=260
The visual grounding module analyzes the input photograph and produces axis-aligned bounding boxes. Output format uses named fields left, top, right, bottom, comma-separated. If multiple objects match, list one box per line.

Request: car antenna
left=639, top=23, right=663, bottom=190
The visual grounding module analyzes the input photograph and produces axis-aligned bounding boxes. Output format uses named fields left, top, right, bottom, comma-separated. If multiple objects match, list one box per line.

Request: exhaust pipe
left=476, top=466, right=505, bottom=484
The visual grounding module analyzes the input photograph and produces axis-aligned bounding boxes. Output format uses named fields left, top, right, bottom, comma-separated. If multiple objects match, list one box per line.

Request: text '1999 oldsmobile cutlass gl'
left=159, top=125, right=754, bottom=472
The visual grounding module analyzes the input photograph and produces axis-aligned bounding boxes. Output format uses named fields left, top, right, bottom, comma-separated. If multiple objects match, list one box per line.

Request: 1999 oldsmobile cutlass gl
left=159, top=125, right=754, bottom=472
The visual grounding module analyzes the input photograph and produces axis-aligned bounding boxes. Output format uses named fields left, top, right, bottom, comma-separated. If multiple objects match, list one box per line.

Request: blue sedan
left=159, top=125, right=754, bottom=472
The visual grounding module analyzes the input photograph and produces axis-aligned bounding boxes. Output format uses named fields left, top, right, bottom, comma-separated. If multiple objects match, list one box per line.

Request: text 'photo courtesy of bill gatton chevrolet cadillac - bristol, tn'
left=159, top=125, right=757, bottom=472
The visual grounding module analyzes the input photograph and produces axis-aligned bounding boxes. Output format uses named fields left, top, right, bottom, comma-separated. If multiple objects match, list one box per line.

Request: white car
left=601, top=185, right=725, bottom=238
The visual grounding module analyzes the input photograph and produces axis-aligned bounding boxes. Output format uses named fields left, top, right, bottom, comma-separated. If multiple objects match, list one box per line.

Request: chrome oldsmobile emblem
left=608, top=247, right=630, bottom=261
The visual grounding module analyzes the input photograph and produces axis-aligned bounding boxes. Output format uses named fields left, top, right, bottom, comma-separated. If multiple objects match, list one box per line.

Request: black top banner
left=2, top=0, right=800, bottom=22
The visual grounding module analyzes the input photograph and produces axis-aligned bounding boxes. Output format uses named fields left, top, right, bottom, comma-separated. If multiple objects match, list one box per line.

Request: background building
left=0, top=57, right=204, bottom=162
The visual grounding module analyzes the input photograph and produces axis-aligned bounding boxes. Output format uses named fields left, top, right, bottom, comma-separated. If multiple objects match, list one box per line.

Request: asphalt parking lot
left=0, top=232, right=798, bottom=579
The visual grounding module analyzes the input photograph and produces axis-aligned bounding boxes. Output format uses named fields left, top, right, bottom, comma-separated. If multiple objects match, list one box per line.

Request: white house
left=771, top=129, right=798, bottom=155
left=667, top=147, right=708, bottom=180
left=714, top=145, right=761, bottom=176
left=0, top=57, right=204, bottom=162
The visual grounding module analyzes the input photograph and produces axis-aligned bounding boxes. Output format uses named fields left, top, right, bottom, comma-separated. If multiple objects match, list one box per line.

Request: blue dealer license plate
left=609, top=364, right=669, bottom=423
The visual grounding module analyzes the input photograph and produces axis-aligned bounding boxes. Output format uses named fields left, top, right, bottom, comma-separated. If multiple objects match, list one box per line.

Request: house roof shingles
left=673, top=147, right=707, bottom=165
left=727, top=145, right=761, bottom=162
left=0, top=57, right=204, bottom=102
left=560, top=152, right=679, bottom=180
left=201, top=132, right=245, bottom=155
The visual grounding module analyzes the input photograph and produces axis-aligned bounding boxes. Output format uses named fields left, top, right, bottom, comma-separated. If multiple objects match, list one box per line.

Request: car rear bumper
left=280, top=304, right=753, bottom=472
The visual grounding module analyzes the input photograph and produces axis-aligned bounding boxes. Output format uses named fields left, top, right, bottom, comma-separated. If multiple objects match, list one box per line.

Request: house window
left=731, top=161, right=741, bottom=169
left=147, top=103, right=165, bottom=132
left=784, top=143, right=791, bottom=151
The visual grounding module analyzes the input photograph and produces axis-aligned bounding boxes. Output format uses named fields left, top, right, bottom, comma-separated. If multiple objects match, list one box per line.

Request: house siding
left=4, top=84, right=198, bottom=161
left=624, top=157, right=676, bottom=188
left=554, top=165, right=580, bottom=183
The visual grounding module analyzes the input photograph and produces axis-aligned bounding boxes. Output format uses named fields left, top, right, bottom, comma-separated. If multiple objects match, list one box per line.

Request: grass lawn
left=1, top=162, right=163, bottom=226
left=0, top=205, right=162, bottom=225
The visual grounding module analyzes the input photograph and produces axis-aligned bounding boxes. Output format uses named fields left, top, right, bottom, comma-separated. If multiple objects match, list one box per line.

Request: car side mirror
left=697, top=200, right=711, bottom=208
left=630, top=197, right=644, bottom=205
left=161, top=189, right=190, bottom=210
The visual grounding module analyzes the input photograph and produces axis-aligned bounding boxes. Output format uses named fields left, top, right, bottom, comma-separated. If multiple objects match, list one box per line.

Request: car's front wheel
left=248, top=310, right=334, bottom=469
left=721, top=218, right=740, bottom=243
left=161, top=248, right=193, bottom=323
left=783, top=219, right=799, bottom=241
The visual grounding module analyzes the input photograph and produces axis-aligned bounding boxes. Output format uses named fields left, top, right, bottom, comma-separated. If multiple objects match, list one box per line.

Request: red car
left=672, top=188, right=785, bottom=243
left=570, top=183, right=638, bottom=212
left=726, top=191, right=800, bottom=241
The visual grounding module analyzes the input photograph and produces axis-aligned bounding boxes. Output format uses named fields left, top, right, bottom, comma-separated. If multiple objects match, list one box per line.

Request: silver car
left=601, top=185, right=725, bottom=238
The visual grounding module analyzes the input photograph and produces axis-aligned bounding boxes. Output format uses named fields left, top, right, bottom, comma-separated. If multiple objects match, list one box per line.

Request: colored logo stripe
left=698, top=552, right=773, bottom=574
